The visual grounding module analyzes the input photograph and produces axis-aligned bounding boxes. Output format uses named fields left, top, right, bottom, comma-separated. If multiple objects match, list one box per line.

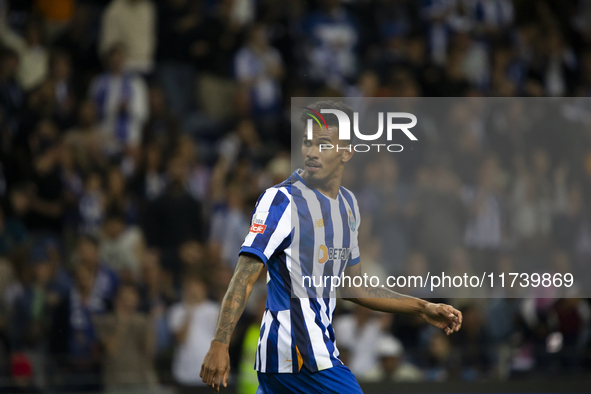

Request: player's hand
left=200, top=341, right=231, bottom=392
left=421, top=303, right=462, bottom=335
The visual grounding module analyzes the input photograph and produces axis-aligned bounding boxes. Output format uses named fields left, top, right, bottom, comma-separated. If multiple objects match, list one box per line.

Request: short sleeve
left=239, top=188, right=291, bottom=265
left=348, top=194, right=361, bottom=266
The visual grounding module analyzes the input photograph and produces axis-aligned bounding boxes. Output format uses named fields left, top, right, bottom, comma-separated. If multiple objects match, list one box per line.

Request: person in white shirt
left=169, top=275, right=219, bottom=391
left=99, top=0, right=156, bottom=74
left=0, top=4, right=48, bottom=91
left=333, top=304, right=393, bottom=381
left=99, top=207, right=144, bottom=282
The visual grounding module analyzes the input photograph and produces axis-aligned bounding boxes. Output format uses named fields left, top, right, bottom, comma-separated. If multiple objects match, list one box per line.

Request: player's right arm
left=200, top=253, right=264, bottom=392
left=201, top=187, right=290, bottom=392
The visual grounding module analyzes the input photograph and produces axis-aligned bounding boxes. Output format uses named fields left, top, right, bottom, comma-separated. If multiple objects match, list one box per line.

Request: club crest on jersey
left=348, top=209, right=355, bottom=231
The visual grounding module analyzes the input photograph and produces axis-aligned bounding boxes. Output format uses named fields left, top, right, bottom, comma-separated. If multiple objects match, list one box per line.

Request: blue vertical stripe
left=291, top=183, right=315, bottom=297
left=266, top=311, right=280, bottom=372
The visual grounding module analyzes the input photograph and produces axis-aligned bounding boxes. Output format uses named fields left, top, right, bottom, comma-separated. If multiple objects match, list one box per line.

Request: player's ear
left=341, top=143, right=354, bottom=163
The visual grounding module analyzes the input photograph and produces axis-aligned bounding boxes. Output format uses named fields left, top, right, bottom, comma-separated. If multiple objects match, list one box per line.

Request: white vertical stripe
left=340, top=190, right=360, bottom=261
left=259, top=310, right=273, bottom=372
left=276, top=310, right=293, bottom=373
left=296, top=182, right=325, bottom=298
left=329, top=297, right=340, bottom=359
left=317, top=298, right=333, bottom=355
left=283, top=193, right=294, bottom=275
left=329, top=197, right=344, bottom=296
left=255, top=335, right=261, bottom=371
left=300, top=299, right=333, bottom=370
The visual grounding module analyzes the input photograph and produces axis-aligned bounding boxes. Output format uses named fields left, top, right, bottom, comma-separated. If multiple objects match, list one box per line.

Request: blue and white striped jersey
left=239, top=169, right=361, bottom=374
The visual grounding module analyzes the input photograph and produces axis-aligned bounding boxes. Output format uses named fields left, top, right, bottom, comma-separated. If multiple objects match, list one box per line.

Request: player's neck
left=317, top=182, right=341, bottom=200
left=305, top=174, right=342, bottom=200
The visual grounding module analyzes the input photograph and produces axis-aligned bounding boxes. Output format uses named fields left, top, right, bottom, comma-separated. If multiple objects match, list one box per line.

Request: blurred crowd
left=1, top=0, right=591, bottom=392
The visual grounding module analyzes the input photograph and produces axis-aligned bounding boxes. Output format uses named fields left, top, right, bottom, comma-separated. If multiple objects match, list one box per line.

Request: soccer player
left=200, top=100, right=462, bottom=393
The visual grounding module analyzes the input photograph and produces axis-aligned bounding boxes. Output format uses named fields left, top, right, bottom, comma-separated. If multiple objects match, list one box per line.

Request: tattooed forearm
left=212, top=254, right=264, bottom=345
left=342, top=263, right=428, bottom=316
left=352, top=286, right=413, bottom=300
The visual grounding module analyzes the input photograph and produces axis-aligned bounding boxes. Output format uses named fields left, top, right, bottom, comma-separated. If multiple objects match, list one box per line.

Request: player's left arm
left=342, top=263, right=462, bottom=335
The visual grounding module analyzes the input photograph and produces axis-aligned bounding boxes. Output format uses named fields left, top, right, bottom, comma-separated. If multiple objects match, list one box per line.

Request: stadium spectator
left=94, top=283, right=158, bottom=392
left=301, top=0, right=359, bottom=88
left=11, top=246, right=61, bottom=387
left=0, top=48, right=24, bottom=141
left=137, top=249, right=176, bottom=353
left=408, top=163, right=467, bottom=266
left=175, top=134, right=210, bottom=203
left=64, top=100, right=110, bottom=172
left=0, top=7, right=48, bottom=91
left=99, top=207, right=144, bottom=282
left=53, top=5, right=101, bottom=83
left=155, top=0, right=201, bottom=117
left=99, top=0, right=157, bottom=75
left=334, top=304, right=393, bottom=381
left=105, top=167, right=138, bottom=222
left=168, top=274, right=218, bottom=392
left=73, top=235, right=119, bottom=314
left=209, top=184, right=250, bottom=269
left=78, top=172, right=105, bottom=237
left=552, top=184, right=591, bottom=272
left=143, top=156, right=204, bottom=276
left=49, top=264, right=103, bottom=392
left=142, top=86, right=182, bottom=153
left=24, top=132, right=65, bottom=236
left=461, top=156, right=505, bottom=271
left=89, top=44, right=149, bottom=160
left=423, top=331, right=457, bottom=381
left=235, top=24, right=284, bottom=118
left=451, top=304, right=492, bottom=380
left=132, top=142, right=168, bottom=202
left=364, top=335, right=424, bottom=382
left=0, top=205, right=27, bottom=256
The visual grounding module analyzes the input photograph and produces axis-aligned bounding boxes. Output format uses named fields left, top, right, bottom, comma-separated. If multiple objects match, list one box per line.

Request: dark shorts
left=256, top=364, right=364, bottom=394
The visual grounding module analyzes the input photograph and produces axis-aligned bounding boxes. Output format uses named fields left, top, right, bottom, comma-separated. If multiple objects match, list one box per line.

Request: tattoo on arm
left=342, top=263, right=409, bottom=298
left=212, top=254, right=263, bottom=344
left=355, top=286, right=414, bottom=300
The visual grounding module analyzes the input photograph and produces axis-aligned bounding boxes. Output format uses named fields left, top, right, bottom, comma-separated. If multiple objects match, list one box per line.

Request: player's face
left=301, top=124, right=352, bottom=184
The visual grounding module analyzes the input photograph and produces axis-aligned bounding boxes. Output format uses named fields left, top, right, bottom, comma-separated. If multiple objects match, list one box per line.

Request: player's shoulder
left=339, top=185, right=359, bottom=205
left=259, top=175, right=294, bottom=200
left=254, top=183, right=292, bottom=212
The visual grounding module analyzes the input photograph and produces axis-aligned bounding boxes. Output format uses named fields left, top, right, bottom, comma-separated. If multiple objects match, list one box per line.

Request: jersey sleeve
left=239, top=188, right=291, bottom=265
left=348, top=194, right=361, bottom=266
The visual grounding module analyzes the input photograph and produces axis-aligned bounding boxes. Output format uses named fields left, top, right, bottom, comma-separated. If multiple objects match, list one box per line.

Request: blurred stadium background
left=0, top=0, right=591, bottom=393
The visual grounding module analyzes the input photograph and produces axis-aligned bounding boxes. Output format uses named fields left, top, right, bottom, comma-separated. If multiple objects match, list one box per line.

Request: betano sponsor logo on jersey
left=318, top=244, right=351, bottom=264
